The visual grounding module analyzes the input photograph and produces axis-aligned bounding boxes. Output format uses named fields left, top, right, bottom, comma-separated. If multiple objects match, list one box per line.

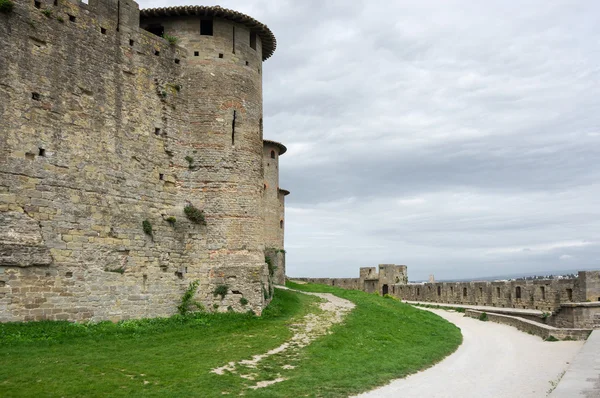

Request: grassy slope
left=0, top=289, right=318, bottom=397
left=0, top=284, right=462, bottom=397
left=249, top=282, right=463, bottom=397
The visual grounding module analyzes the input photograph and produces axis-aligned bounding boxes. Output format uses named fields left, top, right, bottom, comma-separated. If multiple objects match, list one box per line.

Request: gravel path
left=355, top=308, right=584, bottom=398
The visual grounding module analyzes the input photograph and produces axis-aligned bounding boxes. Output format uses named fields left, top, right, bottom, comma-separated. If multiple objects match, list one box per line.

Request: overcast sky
left=140, top=0, right=600, bottom=280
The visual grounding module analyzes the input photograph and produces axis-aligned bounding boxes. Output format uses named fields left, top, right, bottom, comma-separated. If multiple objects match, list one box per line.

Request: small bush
left=142, top=219, right=153, bottom=236
left=41, top=9, right=52, bottom=17
left=162, top=33, right=178, bottom=45
left=184, top=204, right=206, bottom=225
left=240, top=297, right=248, bottom=306
left=213, top=285, right=228, bottom=300
left=57, top=16, right=64, bottom=23
left=265, top=256, right=277, bottom=277
left=545, top=335, right=559, bottom=342
left=478, top=312, right=488, bottom=322
left=227, top=306, right=233, bottom=312
left=166, top=216, right=176, bottom=226
left=0, top=0, right=14, bottom=13
left=177, top=280, right=203, bottom=316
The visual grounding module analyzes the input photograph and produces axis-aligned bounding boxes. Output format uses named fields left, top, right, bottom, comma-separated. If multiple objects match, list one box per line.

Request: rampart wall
left=0, top=0, right=281, bottom=322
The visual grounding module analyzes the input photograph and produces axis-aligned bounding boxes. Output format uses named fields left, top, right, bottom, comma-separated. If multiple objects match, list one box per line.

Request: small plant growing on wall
left=478, top=312, right=488, bottom=322
left=57, top=16, right=64, bottom=23
left=213, top=284, right=228, bottom=300
left=177, top=280, right=204, bottom=316
left=185, top=156, right=194, bottom=169
left=104, top=267, right=125, bottom=274
left=41, top=9, right=52, bottom=17
left=240, top=297, right=249, bottom=306
left=265, top=256, right=277, bottom=277
left=184, top=204, right=206, bottom=225
left=166, top=216, right=176, bottom=226
left=0, top=0, right=14, bottom=13
left=142, top=220, right=153, bottom=236
left=162, top=33, right=178, bottom=45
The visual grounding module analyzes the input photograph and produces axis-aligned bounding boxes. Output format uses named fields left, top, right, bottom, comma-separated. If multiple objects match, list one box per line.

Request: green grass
left=0, top=289, right=318, bottom=397
left=242, top=282, right=462, bottom=397
left=0, top=284, right=462, bottom=397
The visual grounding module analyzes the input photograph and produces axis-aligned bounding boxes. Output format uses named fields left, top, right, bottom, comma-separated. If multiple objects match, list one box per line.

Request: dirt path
left=211, top=287, right=355, bottom=390
left=355, top=308, right=584, bottom=398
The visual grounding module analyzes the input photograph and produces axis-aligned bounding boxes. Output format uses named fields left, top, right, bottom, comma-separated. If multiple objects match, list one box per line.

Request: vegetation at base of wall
left=478, top=312, right=488, bottom=321
left=545, top=335, right=559, bottom=342
left=142, top=219, right=153, bottom=236
left=184, top=203, right=207, bottom=225
left=41, top=9, right=52, bottom=17
left=0, top=0, right=14, bottom=13
left=0, top=285, right=461, bottom=397
left=178, top=280, right=204, bottom=316
left=162, top=34, right=178, bottom=45
left=165, top=216, right=176, bottom=226
left=0, top=289, right=320, bottom=397
left=213, top=284, right=228, bottom=300
left=240, top=297, right=248, bottom=306
left=541, top=312, right=551, bottom=320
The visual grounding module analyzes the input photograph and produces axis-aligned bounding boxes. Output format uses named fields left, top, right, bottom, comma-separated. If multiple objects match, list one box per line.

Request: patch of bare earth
left=211, top=286, right=355, bottom=391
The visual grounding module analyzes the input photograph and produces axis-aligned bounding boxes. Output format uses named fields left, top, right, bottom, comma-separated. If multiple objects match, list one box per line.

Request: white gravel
left=355, top=308, right=584, bottom=398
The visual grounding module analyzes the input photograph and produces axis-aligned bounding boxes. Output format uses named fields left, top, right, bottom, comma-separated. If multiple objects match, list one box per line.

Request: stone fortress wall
left=294, top=266, right=600, bottom=329
left=0, top=0, right=288, bottom=322
left=262, top=140, right=288, bottom=285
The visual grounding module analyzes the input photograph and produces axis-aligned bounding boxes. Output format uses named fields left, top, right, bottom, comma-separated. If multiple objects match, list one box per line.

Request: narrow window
left=154, top=50, right=160, bottom=56
left=38, top=148, right=46, bottom=157
left=450, top=286, right=454, bottom=294
left=155, top=128, right=161, bottom=135
left=101, top=27, right=107, bottom=34
left=566, top=288, right=573, bottom=301
left=479, top=287, right=483, bottom=296
left=417, top=288, right=420, bottom=296
left=159, top=173, right=164, bottom=181
left=250, top=32, right=257, bottom=50
left=231, top=110, right=236, bottom=146
left=218, top=53, right=223, bottom=59
left=194, top=51, right=200, bottom=57
left=437, top=286, right=441, bottom=296
left=175, top=58, right=180, bottom=64
left=270, top=150, right=275, bottom=159
left=540, top=286, right=546, bottom=300
left=232, top=26, right=235, bottom=53
left=32, top=92, right=41, bottom=101
left=66, top=272, right=73, bottom=278
left=280, top=220, right=283, bottom=229
left=129, top=39, right=135, bottom=46
left=53, top=0, right=57, bottom=5
left=245, top=61, right=249, bottom=66
left=516, top=286, right=522, bottom=299
left=34, top=1, right=41, bottom=9
left=200, top=19, right=213, bottom=36
left=496, top=287, right=501, bottom=297
left=463, top=287, right=467, bottom=297
left=68, top=14, right=76, bottom=22
left=259, top=118, right=263, bottom=134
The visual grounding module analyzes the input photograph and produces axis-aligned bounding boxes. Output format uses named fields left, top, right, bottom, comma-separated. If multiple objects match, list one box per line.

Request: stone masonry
left=0, top=0, right=288, bottom=322
left=294, top=266, right=600, bottom=329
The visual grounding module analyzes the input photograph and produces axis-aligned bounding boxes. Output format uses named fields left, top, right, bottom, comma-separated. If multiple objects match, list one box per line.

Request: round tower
left=263, top=140, right=289, bottom=285
left=140, top=6, right=277, bottom=312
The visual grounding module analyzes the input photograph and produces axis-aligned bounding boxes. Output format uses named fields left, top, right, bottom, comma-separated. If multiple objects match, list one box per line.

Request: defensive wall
left=0, top=0, right=289, bottom=322
left=293, top=266, right=600, bottom=329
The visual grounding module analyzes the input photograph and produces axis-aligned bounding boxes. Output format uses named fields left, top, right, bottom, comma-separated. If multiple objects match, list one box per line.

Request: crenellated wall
left=0, top=0, right=281, bottom=322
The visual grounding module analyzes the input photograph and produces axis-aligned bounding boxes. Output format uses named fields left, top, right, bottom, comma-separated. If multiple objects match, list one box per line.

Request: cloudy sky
left=141, top=0, right=600, bottom=280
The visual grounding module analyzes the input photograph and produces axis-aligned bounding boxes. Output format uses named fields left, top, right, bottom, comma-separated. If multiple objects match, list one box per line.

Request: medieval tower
left=0, top=0, right=288, bottom=322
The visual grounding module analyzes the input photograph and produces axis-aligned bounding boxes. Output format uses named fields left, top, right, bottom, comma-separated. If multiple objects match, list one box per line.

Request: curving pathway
left=355, top=308, right=584, bottom=398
